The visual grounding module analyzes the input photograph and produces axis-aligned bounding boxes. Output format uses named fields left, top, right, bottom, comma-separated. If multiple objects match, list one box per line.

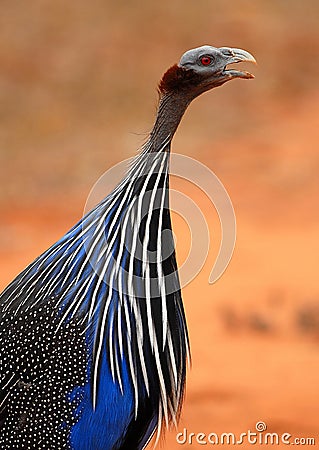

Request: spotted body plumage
left=0, top=297, right=87, bottom=449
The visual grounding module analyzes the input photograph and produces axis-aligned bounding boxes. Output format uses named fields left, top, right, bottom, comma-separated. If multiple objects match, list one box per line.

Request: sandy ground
left=1, top=1, right=319, bottom=448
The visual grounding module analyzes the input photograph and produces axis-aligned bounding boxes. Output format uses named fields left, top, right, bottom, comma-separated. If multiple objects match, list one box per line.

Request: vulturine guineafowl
left=0, top=45, right=255, bottom=449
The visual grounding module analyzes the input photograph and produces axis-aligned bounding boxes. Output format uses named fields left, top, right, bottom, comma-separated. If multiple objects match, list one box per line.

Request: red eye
left=201, top=56, right=212, bottom=66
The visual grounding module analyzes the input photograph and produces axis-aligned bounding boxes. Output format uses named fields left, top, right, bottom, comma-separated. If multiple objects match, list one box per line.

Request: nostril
left=223, top=49, right=234, bottom=57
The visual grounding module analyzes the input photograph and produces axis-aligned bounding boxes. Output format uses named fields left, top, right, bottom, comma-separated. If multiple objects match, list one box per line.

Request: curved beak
left=218, top=47, right=257, bottom=80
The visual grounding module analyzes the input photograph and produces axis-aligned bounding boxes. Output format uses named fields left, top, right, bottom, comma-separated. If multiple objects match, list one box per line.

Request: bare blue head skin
left=153, top=45, right=256, bottom=147
left=178, top=45, right=256, bottom=88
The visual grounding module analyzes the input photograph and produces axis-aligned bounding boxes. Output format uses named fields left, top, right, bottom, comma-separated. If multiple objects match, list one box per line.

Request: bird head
left=159, top=45, right=256, bottom=96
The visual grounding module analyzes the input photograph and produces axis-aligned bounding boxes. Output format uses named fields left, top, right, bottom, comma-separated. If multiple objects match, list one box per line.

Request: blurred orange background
left=1, top=1, right=319, bottom=448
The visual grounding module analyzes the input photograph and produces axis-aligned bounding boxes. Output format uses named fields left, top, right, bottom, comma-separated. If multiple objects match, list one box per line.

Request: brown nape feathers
left=158, top=64, right=202, bottom=94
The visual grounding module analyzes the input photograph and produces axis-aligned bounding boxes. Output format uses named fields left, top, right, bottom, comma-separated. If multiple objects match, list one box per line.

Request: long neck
left=148, top=91, right=193, bottom=152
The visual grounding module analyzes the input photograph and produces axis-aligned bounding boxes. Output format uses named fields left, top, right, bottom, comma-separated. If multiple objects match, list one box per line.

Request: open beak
left=219, top=47, right=257, bottom=80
